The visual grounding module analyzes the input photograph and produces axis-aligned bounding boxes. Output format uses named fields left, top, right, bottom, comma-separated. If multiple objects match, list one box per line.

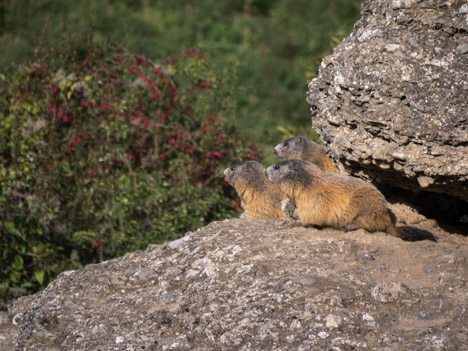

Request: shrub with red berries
left=0, top=45, right=259, bottom=301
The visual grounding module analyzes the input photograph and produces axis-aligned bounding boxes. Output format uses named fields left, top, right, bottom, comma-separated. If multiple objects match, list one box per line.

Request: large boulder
left=307, top=0, right=468, bottom=201
left=2, top=217, right=468, bottom=350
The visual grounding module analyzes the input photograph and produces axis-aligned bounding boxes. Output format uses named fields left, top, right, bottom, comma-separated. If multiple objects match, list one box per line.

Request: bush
left=0, top=45, right=258, bottom=302
left=1, top=0, right=364, bottom=163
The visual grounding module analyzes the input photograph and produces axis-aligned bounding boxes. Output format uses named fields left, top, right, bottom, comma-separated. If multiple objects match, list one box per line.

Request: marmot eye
left=230, top=166, right=235, bottom=171
left=274, top=165, right=280, bottom=170
left=284, top=142, right=289, bottom=147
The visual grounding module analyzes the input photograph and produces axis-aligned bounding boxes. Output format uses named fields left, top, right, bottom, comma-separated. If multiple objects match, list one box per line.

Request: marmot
left=274, top=136, right=339, bottom=173
left=266, top=159, right=436, bottom=241
left=224, top=160, right=287, bottom=219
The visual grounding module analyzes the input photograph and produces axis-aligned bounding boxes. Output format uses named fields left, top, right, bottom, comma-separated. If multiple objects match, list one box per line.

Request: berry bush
left=0, top=45, right=257, bottom=302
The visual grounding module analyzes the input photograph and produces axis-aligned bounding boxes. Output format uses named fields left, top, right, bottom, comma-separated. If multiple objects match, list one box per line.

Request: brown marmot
left=274, top=136, right=339, bottom=173
left=224, top=160, right=287, bottom=219
left=266, top=159, right=436, bottom=241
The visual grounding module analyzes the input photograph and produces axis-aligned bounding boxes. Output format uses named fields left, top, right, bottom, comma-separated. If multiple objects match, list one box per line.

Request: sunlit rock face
left=307, top=0, right=468, bottom=202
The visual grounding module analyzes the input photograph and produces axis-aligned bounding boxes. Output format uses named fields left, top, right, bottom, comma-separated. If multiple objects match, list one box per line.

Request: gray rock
left=307, top=0, right=468, bottom=202
left=3, top=218, right=468, bottom=350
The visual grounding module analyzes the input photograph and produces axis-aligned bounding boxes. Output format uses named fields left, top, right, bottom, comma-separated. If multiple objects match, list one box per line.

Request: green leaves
left=5, top=221, right=23, bottom=239
left=12, top=255, right=24, bottom=271
left=33, top=270, right=45, bottom=286
left=0, top=44, right=256, bottom=302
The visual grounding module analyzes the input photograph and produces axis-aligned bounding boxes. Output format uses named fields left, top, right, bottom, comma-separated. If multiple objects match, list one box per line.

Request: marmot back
left=224, top=160, right=287, bottom=219
left=274, top=136, right=339, bottom=173
left=266, top=159, right=435, bottom=241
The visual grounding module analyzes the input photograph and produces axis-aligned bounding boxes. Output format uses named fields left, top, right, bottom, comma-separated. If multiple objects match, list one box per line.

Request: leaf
left=34, top=270, right=45, bottom=285
left=12, top=255, right=24, bottom=271
left=4, top=221, right=23, bottom=239
left=9, top=271, right=21, bottom=284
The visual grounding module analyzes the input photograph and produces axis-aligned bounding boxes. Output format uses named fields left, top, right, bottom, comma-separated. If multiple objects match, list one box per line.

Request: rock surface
left=307, top=0, right=468, bottom=201
left=3, top=214, right=468, bottom=350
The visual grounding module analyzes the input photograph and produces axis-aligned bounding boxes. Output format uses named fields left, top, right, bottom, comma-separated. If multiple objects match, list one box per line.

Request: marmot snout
left=274, top=136, right=339, bottom=173
left=224, top=160, right=287, bottom=219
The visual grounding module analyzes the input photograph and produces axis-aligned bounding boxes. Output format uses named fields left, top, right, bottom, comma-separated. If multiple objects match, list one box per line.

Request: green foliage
left=1, top=0, right=364, bottom=147
left=0, top=45, right=256, bottom=301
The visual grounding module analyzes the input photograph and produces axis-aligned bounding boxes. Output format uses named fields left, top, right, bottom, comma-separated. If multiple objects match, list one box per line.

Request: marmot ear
left=243, top=163, right=251, bottom=172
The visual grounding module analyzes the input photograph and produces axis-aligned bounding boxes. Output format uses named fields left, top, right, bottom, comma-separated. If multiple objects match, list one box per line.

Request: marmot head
left=224, top=160, right=266, bottom=187
left=266, top=159, right=314, bottom=189
left=273, top=136, right=309, bottom=160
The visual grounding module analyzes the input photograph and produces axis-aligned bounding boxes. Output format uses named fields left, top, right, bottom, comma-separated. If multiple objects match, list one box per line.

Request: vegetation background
left=0, top=0, right=363, bottom=303
left=1, top=0, right=364, bottom=158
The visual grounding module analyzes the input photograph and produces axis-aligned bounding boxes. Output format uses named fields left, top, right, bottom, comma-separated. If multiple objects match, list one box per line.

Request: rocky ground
left=1, top=203, right=467, bottom=350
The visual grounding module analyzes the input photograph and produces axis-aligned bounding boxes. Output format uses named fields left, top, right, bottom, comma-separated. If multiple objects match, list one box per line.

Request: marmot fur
left=266, top=159, right=436, bottom=241
left=274, top=136, right=339, bottom=173
left=224, top=160, right=287, bottom=219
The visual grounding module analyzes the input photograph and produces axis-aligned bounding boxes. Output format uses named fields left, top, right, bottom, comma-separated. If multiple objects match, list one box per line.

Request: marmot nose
left=273, top=147, right=278, bottom=156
